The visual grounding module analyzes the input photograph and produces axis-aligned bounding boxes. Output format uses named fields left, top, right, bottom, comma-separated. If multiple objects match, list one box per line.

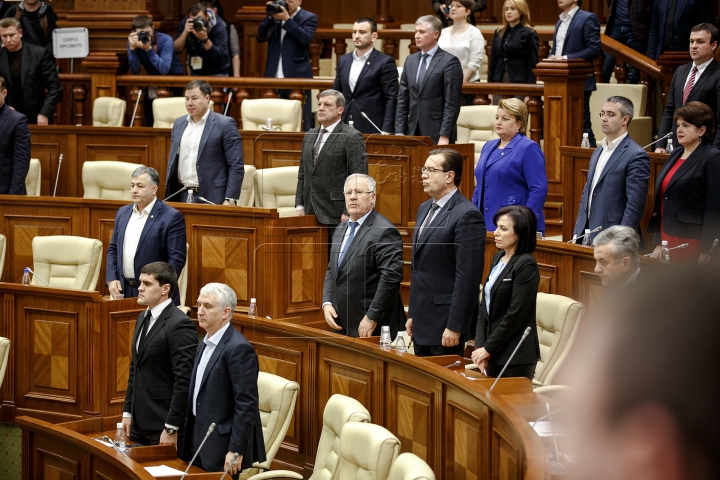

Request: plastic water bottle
left=379, top=326, right=391, bottom=347
left=21, top=268, right=31, bottom=285
left=186, top=189, right=194, bottom=203
left=582, top=228, right=592, bottom=246
left=659, top=240, right=670, bottom=263
left=114, top=422, right=126, bottom=451
left=248, top=298, right=258, bottom=318
left=265, top=118, right=273, bottom=130
left=349, top=120, right=354, bottom=129
left=581, top=133, right=591, bottom=148
left=666, top=139, right=674, bottom=154
left=395, top=332, right=407, bottom=353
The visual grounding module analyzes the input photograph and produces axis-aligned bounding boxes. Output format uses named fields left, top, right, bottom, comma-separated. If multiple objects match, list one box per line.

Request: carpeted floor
left=0, top=423, right=21, bottom=480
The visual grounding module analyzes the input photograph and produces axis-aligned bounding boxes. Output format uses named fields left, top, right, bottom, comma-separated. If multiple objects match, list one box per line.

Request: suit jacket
left=475, top=252, right=540, bottom=368
left=550, top=9, right=601, bottom=91
left=181, top=325, right=266, bottom=472
left=472, top=135, right=548, bottom=232
left=123, top=302, right=197, bottom=432
left=647, top=142, right=720, bottom=253
left=256, top=8, right=317, bottom=78
left=323, top=210, right=405, bottom=338
left=408, top=190, right=485, bottom=346
left=656, top=60, right=720, bottom=149
left=165, top=111, right=245, bottom=205
left=0, top=105, right=30, bottom=195
left=295, top=121, right=368, bottom=225
left=0, top=42, right=62, bottom=124
left=606, top=0, right=653, bottom=42
left=395, top=47, right=463, bottom=144
left=646, top=0, right=713, bottom=60
left=488, top=25, right=538, bottom=84
left=573, top=134, right=650, bottom=238
left=106, top=200, right=187, bottom=303
left=175, top=17, right=230, bottom=76
left=333, top=48, right=399, bottom=134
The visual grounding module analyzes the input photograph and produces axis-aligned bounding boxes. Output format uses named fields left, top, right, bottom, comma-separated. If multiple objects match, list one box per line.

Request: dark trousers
left=130, top=424, right=185, bottom=454
left=583, top=90, right=596, bottom=148
left=279, top=88, right=313, bottom=131
left=602, top=22, right=647, bottom=84
left=485, top=362, right=536, bottom=380
left=188, top=442, right=239, bottom=479
left=123, top=279, right=140, bottom=298
left=414, top=341, right=465, bottom=357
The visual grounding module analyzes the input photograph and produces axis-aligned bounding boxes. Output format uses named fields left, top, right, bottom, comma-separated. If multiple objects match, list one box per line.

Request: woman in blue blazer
left=472, top=98, right=548, bottom=232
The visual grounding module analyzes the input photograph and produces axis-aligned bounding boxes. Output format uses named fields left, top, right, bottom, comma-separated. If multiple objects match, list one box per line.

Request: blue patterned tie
left=338, top=222, right=358, bottom=267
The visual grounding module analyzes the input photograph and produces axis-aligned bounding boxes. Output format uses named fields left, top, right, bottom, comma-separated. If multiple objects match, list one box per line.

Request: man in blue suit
left=573, top=96, right=650, bottom=243
left=332, top=18, right=398, bottom=134
left=256, top=0, right=317, bottom=131
left=646, top=0, right=712, bottom=60
left=548, top=0, right=601, bottom=147
left=0, top=76, right=30, bottom=195
left=107, top=166, right=187, bottom=304
left=165, top=80, right=244, bottom=206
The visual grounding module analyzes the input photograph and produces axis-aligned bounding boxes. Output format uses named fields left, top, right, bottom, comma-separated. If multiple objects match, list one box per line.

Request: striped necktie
left=682, top=66, right=697, bottom=105
left=338, top=222, right=358, bottom=267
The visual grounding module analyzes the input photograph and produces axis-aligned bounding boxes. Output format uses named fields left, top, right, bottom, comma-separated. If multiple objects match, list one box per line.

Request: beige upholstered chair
left=0, top=234, right=5, bottom=277
left=456, top=105, right=500, bottom=161
left=238, top=165, right=256, bottom=207
left=152, top=98, right=214, bottom=128
left=241, top=99, right=302, bottom=131
left=387, top=453, right=435, bottom=480
left=534, top=293, right=584, bottom=387
left=590, top=83, right=652, bottom=148
left=254, top=167, right=300, bottom=217
left=31, top=236, right=103, bottom=291
left=0, top=337, right=9, bottom=390
left=337, top=422, right=400, bottom=480
left=177, top=243, right=190, bottom=314
left=93, top=97, right=127, bottom=127
left=25, top=158, right=41, bottom=196
left=239, top=372, right=300, bottom=479
left=82, top=161, right=139, bottom=200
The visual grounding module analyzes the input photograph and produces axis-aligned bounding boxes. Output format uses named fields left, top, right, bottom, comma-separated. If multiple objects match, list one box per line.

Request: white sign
left=52, top=28, right=89, bottom=59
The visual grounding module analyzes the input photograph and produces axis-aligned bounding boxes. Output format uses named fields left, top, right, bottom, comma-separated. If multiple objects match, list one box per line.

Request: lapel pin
left=150, top=215, right=154, bottom=218
left=367, top=61, right=370, bottom=65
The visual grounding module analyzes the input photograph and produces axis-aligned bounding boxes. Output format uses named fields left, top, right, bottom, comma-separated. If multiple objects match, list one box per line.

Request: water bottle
left=659, top=240, right=670, bottom=263
left=666, top=139, right=674, bottom=154
left=395, top=332, right=407, bottom=353
left=581, top=133, right=590, bottom=148
left=21, top=267, right=31, bottom=285
left=379, top=326, right=391, bottom=347
left=582, top=228, right=592, bottom=246
left=349, top=120, right=354, bottom=129
left=265, top=118, right=273, bottom=130
left=114, top=422, right=126, bottom=451
left=248, top=298, right=258, bottom=318
left=186, top=189, right=194, bottom=203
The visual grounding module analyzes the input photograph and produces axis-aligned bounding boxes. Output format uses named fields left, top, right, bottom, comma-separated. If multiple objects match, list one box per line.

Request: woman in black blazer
left=647, top=102, right=720, bottom=264
left=472, top=205, right=540, bottom=380
left=488, top=0, right=538, bottom=85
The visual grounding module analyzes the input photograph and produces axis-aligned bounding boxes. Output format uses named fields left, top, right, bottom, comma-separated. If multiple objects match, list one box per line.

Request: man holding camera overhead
left=174, top=3, right=230, bottom=76
left=128, top=15, right=184, bottom=76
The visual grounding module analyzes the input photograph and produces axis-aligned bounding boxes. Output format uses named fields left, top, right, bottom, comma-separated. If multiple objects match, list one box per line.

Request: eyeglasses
left=421, top=166, right=448, bottom=174
left=343, top=190, right=375, bottom=197
left=598, top=111, right=620, bottom=119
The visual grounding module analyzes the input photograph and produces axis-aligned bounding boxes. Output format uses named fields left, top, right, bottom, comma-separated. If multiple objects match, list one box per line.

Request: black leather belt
left=126, top=279, right=138, bottom=287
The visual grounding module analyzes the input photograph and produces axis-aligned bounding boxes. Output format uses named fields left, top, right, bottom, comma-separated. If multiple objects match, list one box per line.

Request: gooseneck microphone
left=223, top=91, right=233, bottom=116
left=179, top=422, right=216, bottom=480
left=163, top=186, right=189, bottom=202
left=642, top=243, right=689, bottom=257
left=489, top=327, right=532, bottom=392
left=705, top=239, right=719, bottom=264
left=130, top=89, right=143, bottom=128
left=567, top=225, right=602, bottom=244
left=643, top=132, right=672, bottom=150
left=219, top=452, right=240, bottom=480
left=53, top=154, right=63, bottom=197
left=26, top=267, right=50, bottom=287
left=360, top=112, right=388, bottom=135
left=197, top=196, right=217, bottom=205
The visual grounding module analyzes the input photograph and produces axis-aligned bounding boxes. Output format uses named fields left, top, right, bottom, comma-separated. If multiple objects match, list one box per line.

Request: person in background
left=3, top=0, right=57, bottom=55
left=202, top=0, right=240, bottom=77
left=174, top=3, right=230, bottom=77
left=646, top=0, right=712, bottom=60
left=128, top=15, right=184, bottom=76
left=0, top=76, right=30, bottom=195
left=432, top=0, right=486, bottom=28
left=591, top=225, right=642, bottom=291
left=472, top=98, right=547, bottom=233
left=601, top=0, right=653, bottom=83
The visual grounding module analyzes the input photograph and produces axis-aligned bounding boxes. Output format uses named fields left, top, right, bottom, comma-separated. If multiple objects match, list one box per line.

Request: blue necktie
left=338, top=222, right=358, bottom=267
left=417, top=53, right=429, bottom=86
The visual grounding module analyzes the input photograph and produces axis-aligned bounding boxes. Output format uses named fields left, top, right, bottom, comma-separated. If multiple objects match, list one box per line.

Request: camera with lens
left=266, top=0, right=288, bottom=16
left=137, top=31, right=150, bottom=44
left=192, top=17, right=206, bottom=32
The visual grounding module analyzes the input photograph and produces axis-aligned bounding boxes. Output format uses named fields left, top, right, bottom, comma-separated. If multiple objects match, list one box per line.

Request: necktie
left=417, top=53, right=429, bottom=86
left=312, top=128, right=329, bottom=164
left=338, top=222, right=358, bottom=267
left=418, top=203, right=440, bottom=243
left=682, top=66, right=697, bottom=105
left=137, top=310, right=151, bottom=351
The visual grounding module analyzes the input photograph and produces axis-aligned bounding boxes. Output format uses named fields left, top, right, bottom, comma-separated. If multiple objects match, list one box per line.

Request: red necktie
left=682, top=66, right=697, bottom=105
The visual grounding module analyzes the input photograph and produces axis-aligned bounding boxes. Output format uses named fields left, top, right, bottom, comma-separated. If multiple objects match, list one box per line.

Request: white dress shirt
left=122, top=197, right=157, bottom=279
left=588, top=132, right=628, bottom=212
left=275, top=7, right=302, bottom=79
left=349, top=47, right=373, bottom=92
left=192, top=321, right=231, bottom=415
left=554, top=6, right=579, bottom=58
left=296, top=118, right=342, bottom=210
left=177, top=108, right=211, bottom=187
left=684, top=57, right=713, bottom=91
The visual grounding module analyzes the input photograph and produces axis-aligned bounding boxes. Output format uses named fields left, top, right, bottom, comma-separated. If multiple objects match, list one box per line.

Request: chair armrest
left=246, top=470, right=304, bottom=480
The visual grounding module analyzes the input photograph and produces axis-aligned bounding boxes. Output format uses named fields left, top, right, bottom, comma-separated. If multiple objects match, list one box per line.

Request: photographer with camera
left=257, top=0, right=316, bottom=130
left=128, top=16, right=183, bottom=76
left=174, top=3, right=230, bottom=77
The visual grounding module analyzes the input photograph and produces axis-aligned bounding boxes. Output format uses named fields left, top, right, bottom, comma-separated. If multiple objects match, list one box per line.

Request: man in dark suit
left=323, top=174, right=405, bottom=339
left=332, top=18, right=398, bottom=134
left=182, top=283, right=266, bottom=475
left=295, top=89, right=368, bottom=243
left=107, top=166, right=187, bottom=303
left=0, top=17, right=61, bottom=125
left=654, top=23, right=720, bottom=152
left=548, top=0, right=601, bottom=147
left=0, top=76, right=30, bottom=195
left=407, top=148, right=485, bottom=356
left=573, top=95, right=650, bottom=241
left=646, top=0, right=712, bottom=60
left=256, top=0, right=317, bottom=131
left=395, top=15, right=463, bottom=145
left=602, top=0, right=653, bottom=83
left=592, top=225, right=642, bottom=290
left=165, top=79, right=244, bottom=205
left=121, top=262, right=197, bottom=451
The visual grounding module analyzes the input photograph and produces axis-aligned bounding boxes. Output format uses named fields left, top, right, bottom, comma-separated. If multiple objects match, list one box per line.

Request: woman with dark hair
left=647, top=101, right=720, bottom=264
left=472, top=205, right=540, bottom=380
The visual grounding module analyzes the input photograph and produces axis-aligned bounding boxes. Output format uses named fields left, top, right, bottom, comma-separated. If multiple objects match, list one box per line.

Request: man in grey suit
left=573, top=95, right=650, bottom=243
left=322, top=173, right=405, bottom=339
left=395, top=15, right=463, bottom=145
left=295, top=89, right=368, bottom=242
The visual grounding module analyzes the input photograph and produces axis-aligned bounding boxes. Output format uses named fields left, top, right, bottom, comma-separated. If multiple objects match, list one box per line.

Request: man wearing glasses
left=321, top=173, right=405, bottom=338
left=407, top=148, right=485, bottom=356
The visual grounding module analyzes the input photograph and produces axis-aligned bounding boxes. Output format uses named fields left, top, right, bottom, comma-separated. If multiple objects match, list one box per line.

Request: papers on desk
left=144, top=465, right=186, bottom=476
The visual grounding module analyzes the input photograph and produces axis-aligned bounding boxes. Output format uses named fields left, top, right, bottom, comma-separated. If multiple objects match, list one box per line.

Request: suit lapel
left=115, top=205, right=133, bottom=276
left=353, top=49, right=376, bottom=92
left=338, top=210, right=376, bottom=271
left=138, top=303, right=173, bottom=358
left=412, top=201, right=431, bottom=257
left=330, top=221, right=347, bottom=272
left=198, top=324, right=233, bottom=393
left=595, top=137, right=630, bottom=186
left=135, top=201, right=162, bottom=253
left=313, top=123, right=343, bottom=170
left=197, top=112, right=216, bottom=161
left=0, top=106, right=9, bottom=133
left=418, top=49, right=443, bottom=94
left=688, top=61, right=718, bottom=102
left=584, top=146, right=603, bottom=190
left=664, top=144, right=705, bottom=192
left=489, top=254, right=519, bottom=313
left=486, top=135, right=522, bottom=169
left=416, top=191, right=459, bottom=249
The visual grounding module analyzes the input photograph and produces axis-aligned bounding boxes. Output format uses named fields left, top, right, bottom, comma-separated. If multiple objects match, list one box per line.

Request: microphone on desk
left=704, top=239, right=719, bottom=264
left=219, top=452, right=240, bottom=480
left=444, top=360, right=462, bottom=368
left=643, top=132, right=673, bottom=150
left=179, top=422, right=216, bottom=480
left=223, top=91, right=233, bottom=117
left=642, top=243, right=689, bottom=257
left=360, top=112, right=388, bottom=135
left=163, top=186, right=189, bottom=202
left=129, top=89, right=142, bottom=128
left=489, top=327, right=532, bottom=392
left=197, top=196, right=217, bottom=205
left=53, top=154, right=63, bottom=197
left=26, top=267, right=50, bottom=287
left=567, top=225, right=602, bottom=244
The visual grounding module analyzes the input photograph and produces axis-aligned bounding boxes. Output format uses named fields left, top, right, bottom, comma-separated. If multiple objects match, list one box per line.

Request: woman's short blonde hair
left=499, top=0, right=532, bottom=36
left=498, top=98, right=528, bottom=135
